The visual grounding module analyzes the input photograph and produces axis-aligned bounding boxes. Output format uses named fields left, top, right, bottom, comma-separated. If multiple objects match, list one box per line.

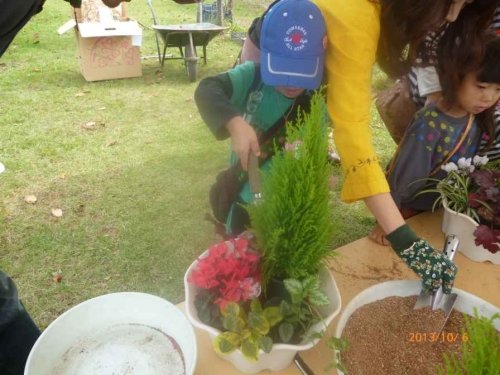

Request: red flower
left=188, top=235, right=261, bottom=308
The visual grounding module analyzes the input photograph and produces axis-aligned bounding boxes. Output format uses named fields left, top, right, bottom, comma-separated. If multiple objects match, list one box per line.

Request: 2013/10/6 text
left=407, top=332, right=469, bottom=343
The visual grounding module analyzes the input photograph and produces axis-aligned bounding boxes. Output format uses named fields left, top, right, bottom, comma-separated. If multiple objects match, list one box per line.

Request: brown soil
left=340, top=296, right=467, bottom=375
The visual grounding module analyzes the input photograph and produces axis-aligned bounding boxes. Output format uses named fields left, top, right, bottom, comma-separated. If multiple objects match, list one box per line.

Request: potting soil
left=340, top=295, right=466, bottom=375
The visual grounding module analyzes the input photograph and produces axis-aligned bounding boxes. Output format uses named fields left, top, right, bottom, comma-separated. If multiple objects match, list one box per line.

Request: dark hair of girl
left=439, top=31, right=500, bottom=149
left=375, top=0, right=499, bottom=78
left=375, top=0, right=452, bottom=78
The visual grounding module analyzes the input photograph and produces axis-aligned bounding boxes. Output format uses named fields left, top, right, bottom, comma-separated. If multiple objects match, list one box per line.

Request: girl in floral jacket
left=387, top=35, right=500, bottom=218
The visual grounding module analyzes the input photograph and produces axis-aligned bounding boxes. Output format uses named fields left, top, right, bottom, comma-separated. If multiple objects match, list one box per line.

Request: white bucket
left=334, top=280, right=500, bottom=375
left=25, top=292, right=197, bottom=375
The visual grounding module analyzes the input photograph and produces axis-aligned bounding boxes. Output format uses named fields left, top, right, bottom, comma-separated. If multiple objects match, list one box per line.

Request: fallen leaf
left=52, top=270, right=63, bottom=283
left=74, top=204, right=85, bottom=214
left=32, top=67, right=41, bottom=72
left=24, top=195, right=38, bottom=204
left=106, top=140, right=118, bottom=147
left=51, top=208, right=63, bottom=217
left=0, top=161, right=5, bottom=174
left=75, top=92, right=86, bottom=97
left=81, top=121, right=96, bottom=130
left=58, top=173, right=68, bottom=179
left=98, top=107, right=106, bottom=110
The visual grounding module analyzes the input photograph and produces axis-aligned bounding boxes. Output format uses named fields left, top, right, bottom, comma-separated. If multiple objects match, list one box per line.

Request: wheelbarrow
left=147, top=0, right=227, bottom=82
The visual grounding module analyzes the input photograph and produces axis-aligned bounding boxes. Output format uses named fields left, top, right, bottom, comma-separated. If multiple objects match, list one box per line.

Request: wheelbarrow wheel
left=184, top=45, right=198, bottom=82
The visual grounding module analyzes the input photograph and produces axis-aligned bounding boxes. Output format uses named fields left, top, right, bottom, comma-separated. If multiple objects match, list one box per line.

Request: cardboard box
left=58, top=1, right=143, bottom=82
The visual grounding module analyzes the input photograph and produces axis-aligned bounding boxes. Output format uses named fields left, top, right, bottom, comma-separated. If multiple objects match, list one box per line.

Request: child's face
left=457, top=73, right=500, bottom=115
left=276, top=86, right=306, bottom=99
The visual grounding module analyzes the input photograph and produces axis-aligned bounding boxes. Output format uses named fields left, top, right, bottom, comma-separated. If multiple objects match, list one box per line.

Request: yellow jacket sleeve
left=315, top=0, right=390, bottom=203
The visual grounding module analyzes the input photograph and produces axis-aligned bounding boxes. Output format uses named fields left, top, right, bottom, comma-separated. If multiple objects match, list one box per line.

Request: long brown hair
left=374, top=0, right=452, bottom=78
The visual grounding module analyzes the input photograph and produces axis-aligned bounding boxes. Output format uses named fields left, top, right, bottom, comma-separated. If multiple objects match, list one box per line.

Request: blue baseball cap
left=260, top=0, right=326, bottom=90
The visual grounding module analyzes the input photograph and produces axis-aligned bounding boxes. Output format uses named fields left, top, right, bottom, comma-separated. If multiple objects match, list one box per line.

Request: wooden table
left=183, top=210, right=500, bottom=374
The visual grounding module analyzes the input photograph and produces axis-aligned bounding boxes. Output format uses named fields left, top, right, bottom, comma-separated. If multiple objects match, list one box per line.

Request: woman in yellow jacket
left=314, top=0, right=498, bottom=294
left=239, top=0, right=498, bottom=294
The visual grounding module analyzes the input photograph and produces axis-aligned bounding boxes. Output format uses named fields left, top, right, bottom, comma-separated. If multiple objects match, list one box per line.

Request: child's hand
left=226, top=116, right=260, bottom=171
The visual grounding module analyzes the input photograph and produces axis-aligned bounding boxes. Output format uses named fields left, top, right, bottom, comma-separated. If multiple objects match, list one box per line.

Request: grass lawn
left=0, top=0, right=395, bottom=328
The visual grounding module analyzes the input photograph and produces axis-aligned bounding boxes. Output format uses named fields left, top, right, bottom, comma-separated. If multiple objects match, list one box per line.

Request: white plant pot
left=184, top=251, right=342, bottom=374
left=442, top=202, right=500, bottom=265
left=334, top=280, right=500, bottom=375
left=25, top=292, right=197, bottom=375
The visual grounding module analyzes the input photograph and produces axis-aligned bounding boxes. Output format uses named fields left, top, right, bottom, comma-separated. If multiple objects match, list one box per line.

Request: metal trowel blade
left=436, top=293, right=458, bottom=333
left=414, top=289, right=433, bottom=309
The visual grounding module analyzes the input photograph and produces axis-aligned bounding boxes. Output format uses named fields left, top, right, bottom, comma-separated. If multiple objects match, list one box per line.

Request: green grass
left=0, top=0, right=395, bottom=328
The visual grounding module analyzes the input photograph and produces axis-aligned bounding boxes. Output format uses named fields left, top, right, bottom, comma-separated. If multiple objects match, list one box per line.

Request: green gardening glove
left=387, top=224, right=457, bottom=294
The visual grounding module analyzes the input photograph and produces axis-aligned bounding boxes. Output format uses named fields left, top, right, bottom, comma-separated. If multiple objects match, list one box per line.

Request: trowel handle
left=443, top=234, right=459, bottom=262
left=248, top=153, right=261, bottom=195
left=432, top=234, right=460, bottom=310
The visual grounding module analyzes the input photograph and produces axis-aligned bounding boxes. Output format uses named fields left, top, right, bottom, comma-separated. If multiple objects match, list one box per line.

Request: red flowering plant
left=188, top=234, right=262, bottom=329
left=468, top=166, right=500, bottom=253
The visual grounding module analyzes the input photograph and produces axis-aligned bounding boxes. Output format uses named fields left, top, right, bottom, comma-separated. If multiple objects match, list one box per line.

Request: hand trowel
left=248, top=153, right=262, bottom=204
left=413, top=234, right=459, bottom=331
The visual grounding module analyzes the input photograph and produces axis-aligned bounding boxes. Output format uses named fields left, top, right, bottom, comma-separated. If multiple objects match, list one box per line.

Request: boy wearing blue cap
left=195, top=0, right=327, bottom=236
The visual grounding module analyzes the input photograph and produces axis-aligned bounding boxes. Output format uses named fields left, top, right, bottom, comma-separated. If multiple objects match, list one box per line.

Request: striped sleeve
left=479, top=108, right=500, bottom=161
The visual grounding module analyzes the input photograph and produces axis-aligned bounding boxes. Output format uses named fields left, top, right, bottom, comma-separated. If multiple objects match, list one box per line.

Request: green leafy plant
left=213, top=300, right=283, bottom=361
left=247, top=92, right=335, bottom=285
left=437, top=310, right=500, bottom=375
left=325, top=336, right=349, bottom=373
left=275, top=276, right=330, bottom=344
left=418, top=156, right=488, bottom=220
left=417, top=156, right=500, bottom=253
left=272, top=276, right=348, bottom=372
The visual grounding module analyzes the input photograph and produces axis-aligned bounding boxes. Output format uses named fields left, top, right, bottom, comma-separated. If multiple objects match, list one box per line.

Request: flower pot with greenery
left=184, top=93, right=342, bottom=373
left=420, top=156, right=499, bottom=264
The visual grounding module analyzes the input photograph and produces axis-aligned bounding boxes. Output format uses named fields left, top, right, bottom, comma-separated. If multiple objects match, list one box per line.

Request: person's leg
left=0, top=0, right=45, bottom=57
left=0, top=271, right=41, bottom=375
left=0, top=305, right=40, bottom=375
left=226, top=203, right=250, bottom=237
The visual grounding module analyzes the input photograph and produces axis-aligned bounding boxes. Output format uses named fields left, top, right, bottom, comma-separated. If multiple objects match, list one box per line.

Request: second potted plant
left=184, top=93, right=341, bottom=373
left=420, top=156, right=500, bottom=264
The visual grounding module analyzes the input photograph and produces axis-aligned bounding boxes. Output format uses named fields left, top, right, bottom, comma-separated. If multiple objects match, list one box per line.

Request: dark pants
left=0, top=306, right=40, bottom=375
left=228, top=202, right=250, bottom=236
left=0, top=0, right=45, bottom=57
left=0, top=269, right=41, bottom=375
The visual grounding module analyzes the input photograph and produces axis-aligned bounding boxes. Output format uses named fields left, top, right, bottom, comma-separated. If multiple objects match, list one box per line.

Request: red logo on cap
left=290, top=32, right=302, bottom=45
left=285, top=26, right=308, bottom=51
